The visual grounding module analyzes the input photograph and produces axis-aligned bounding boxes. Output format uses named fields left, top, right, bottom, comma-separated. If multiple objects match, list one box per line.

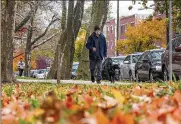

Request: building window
left=111, top=42, right=114, bottom=49
left=111, top=26, right=113, bottom=34
left=107, top=27, right=109, bottom=32
left=131, top=22, right=135, bottom=26
left=120, top=25, right=126, bottom=34
left=107, top=41, right=109, bottom=47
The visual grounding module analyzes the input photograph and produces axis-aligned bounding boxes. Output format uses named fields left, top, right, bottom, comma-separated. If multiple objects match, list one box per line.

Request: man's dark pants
left=19, top=69, right=23, bottom=76
left=90, top=59, right=102, bottom=81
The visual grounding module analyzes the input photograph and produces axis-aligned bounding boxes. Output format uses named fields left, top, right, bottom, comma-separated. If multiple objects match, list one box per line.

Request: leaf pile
left=1, top=82, right=181, bottom=124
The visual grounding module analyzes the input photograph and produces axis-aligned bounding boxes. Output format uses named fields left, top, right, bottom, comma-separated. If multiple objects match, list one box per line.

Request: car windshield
left=112, top=58, right=125, bottom=64
left=38, top=70, right=46, bottom=74
left=132, top=55, right=141, bottom=63
left=150, top=51, right=163, bottom=60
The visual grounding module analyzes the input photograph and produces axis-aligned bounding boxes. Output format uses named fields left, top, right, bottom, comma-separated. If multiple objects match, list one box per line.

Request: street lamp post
left=169, top=0, right=172, bottom=81
left=116, top=0, right=119, bottom=56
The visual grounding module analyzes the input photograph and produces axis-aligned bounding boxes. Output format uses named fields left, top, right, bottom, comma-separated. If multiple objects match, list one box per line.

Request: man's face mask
left=96, top=30, right=101, bottom=35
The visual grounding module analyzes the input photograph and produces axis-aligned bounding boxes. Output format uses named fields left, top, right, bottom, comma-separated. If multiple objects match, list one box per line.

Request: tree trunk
left=1, top=0, right=16, bottom=83
left=24, top=48, right=31, bottom=77
left=77, top=0, right=109, bottom=80
left=47, top=1, right=67, bottom=79
left=61, top=1, right=67, bottom=31
left=24, top=14, right=34, bottom=76
left=47, top=31, right=67, bottom=79
left=48, top=0, right=85, bottom=79
left=59, top=0, right=85, bottom=79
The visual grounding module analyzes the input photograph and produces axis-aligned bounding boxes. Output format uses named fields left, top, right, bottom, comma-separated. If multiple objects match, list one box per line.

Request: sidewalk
left=17, top=79, right=132, bottom=85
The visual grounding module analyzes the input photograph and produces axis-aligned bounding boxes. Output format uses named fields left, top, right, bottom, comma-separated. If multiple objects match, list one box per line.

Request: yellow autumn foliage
left=74, top=28, right=87, bottom=61
left=117, top=19, right=166, bottom=54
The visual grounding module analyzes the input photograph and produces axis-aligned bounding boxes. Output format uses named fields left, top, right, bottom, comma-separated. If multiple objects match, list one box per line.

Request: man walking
left=86, top=26, right=107, bottom=83
left=17, top=58, right=25, bottom=76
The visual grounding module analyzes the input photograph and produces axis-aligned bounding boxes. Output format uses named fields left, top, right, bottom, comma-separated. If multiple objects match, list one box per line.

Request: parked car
left=110, top=56, right=126, bottom=66
left=35, top=69, right=47, bottom=79
left=32, top=70, right=39, bottom=78
left=71, top=62, right=79, bottom=79
left=102, top=57, right=121, bottom=81
left=120, top=52, right=143, bottom=81
left=135, top=49, right=165, bottom=82
left=44, top=67, right=50, bottom=78
left=30, top=70, right=37, bottom=77
left=14, top=71, right=19, bottom=77
left=162, top=35, right=181, bottom=81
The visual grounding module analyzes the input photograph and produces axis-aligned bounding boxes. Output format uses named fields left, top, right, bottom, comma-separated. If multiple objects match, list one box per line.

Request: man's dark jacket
left=86, top=32, right=107, bottom=60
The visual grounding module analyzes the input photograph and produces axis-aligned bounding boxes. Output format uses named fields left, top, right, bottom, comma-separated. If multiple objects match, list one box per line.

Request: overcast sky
left=110, top=1, right=154, bottom=18
left=41, top=1, right=155, bottom=28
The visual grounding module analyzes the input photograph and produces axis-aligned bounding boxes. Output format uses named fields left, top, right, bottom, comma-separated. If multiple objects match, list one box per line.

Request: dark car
left=162, top=35, right=181, bottom=81
left=135, top=49, right=165, bottom=82
left=110, top=56, right=126, bottom=66
left=102, top=57, right=122, bottom=81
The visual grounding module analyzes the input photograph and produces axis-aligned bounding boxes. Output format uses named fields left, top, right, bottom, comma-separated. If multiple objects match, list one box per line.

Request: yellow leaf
left=111, top=89, right=125, bottom=104
left=33, top=108, right=44, bottom=117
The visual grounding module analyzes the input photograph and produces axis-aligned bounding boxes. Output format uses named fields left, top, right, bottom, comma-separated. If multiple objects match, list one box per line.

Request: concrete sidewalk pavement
left=17, top=79, right=132, bottom=85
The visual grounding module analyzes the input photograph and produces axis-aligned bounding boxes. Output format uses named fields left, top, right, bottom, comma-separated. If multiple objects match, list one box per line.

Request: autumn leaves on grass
left=1, top=83, right=181, bottom=124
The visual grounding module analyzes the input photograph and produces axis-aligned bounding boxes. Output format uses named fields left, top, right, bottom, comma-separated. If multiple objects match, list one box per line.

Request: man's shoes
left=91, top=76, right=95, bottom=83
left=96, top=80, right=101, bottom=84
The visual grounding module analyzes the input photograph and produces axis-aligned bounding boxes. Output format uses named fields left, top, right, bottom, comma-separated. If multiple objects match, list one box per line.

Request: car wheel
left=149, top=70, right=154, bottom=83
left=163, top=67, right=168, bottom=81
left=115, top=74, right=120, bottom=81
left=135, top=72, right=140, bottom=82
left=129, top=72, right=133, bottom=82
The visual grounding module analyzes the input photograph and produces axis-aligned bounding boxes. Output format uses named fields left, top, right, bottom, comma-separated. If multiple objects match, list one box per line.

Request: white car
left=120, top=53, right=143, bottom=81
left=35, top=69, right=47, bottom=79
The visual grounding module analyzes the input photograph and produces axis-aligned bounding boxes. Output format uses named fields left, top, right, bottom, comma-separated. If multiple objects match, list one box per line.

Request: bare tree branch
left=13, top=52, right=24, bottom=59
left=16, top=13, right=24, bottom=19
left=31, top=16, right=60, bottom=45
left=32, top=32, right=59, bottom=49
left=15, top=3, right=39, bottom=32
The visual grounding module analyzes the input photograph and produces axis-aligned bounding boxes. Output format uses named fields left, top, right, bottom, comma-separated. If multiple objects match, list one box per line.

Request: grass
left=16, top=76, right=54, bottom=80
left=2, top=82, right=181, bottom=123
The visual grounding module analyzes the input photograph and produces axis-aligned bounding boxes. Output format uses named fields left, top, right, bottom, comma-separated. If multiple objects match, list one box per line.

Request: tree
left=74, top=28, right=86, bottom=62
left=48, top=0, right=85, bottom=79
left=23, top=2, right=59, bottom=76
left=1, top=0, right=17, bottom=83
left=132, top=0, right=181, bottom=42
left=77, top=0, right=110, bottom=80
left=116, top=19, right=166, bottom=54
left=47, top=1, right=67, bottom=79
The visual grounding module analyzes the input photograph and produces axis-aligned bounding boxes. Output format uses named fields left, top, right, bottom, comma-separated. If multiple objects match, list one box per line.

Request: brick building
left=104, top=14, right=149, bottom=57
left=119, top=14, right=150, bottom=40
left=103, top=19, right=116, bottom=57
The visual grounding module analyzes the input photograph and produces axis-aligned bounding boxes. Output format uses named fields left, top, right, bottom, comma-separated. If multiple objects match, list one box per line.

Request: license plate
left=115, top=70, right=119, bottom=74
left=156, top=66, right=161, bottom=71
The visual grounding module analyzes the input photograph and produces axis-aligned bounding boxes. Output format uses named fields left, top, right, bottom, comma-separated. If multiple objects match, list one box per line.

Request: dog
left=107, top=63, right=116, bottom=83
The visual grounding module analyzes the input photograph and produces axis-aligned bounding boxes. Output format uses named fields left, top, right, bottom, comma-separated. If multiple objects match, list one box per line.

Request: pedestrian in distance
left=86, top=26, right=107, bottom=84
left=17, top=58, right=25, bottom=76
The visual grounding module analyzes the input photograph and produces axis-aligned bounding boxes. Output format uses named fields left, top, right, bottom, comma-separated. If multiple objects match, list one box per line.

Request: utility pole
left=165, top=0, right=169, bottom=44
left=116, top=0, right=119, bottom=56
left=169, top=0, right=172, bottom=81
